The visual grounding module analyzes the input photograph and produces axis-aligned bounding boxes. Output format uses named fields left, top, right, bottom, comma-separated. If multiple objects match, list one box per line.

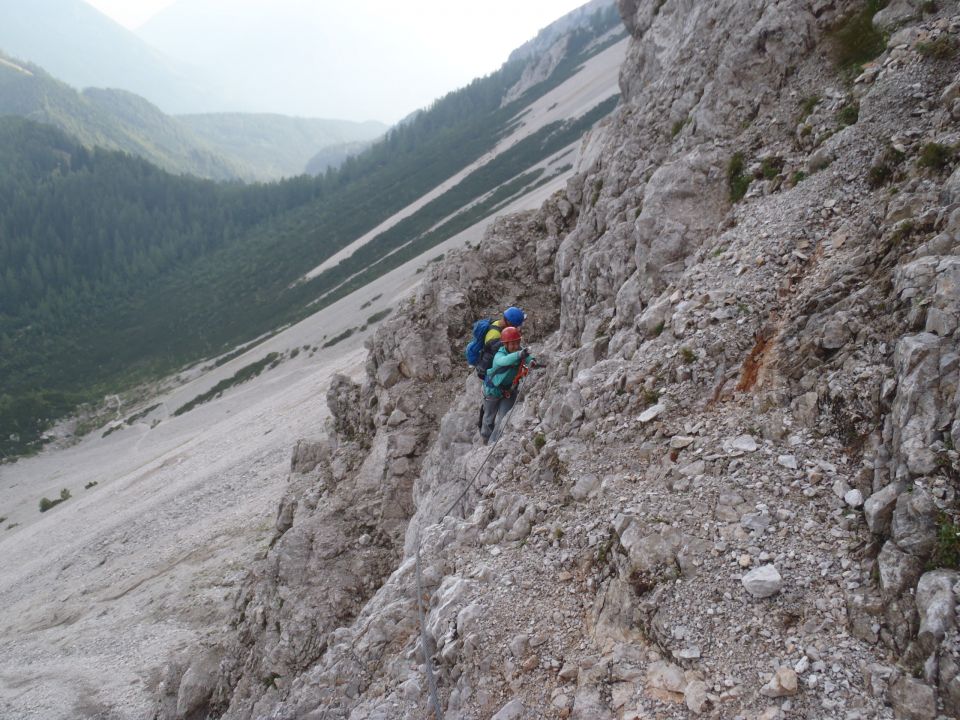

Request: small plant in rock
left=680, top=347, right=696, bottom=364
left=790, top=171, right=807, bottom=185
left=917, top=36, right=957, bottom=60
left=653, top=321, right=665, bottom=337
left=921, top=0, right=938, bottom=13
left=799, top=96, right=820, bottom=122
left=800, top=124, right=813, bottom=138
left=837, top=102, right=860, bottom=127
left=39, top=488, right=71, bottom=513
left=927, top=513, right=960, bottom=570
left=590, top=179, right=603, bottom=207
left=868, top=146, right=905, bottom=187
left=918, top=142, right=957, bottom=172
left=890, top=220, right=915, bottom=244
left=0, top=517, right=6, bottom=524
left=643, top=388, right=661, bottom=405
left=533, top=433, right=547, bottom=450
left=84, top=481, right=98, bottom=489
left=728, top=152, right=750, bottom=203
left=761, top=156, right=785, bottom=179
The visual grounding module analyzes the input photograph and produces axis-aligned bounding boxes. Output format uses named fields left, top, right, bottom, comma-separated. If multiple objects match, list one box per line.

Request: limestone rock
left=646, top=660, right=687, bottom=694
left=889, top=676, right=937, bottom=720
left=684, top=679, right=710, bottom=714
left=873, top=0, right=923, bottom=32
left=916, top=570, right=958, bottom=647
left=864, top=483, right=904, bottom=535
left=891, top=488, right=938, bottom=558
left=761, top=667, right=798, bottom=698
left=491, top=698, right=524, bottom=720
left=742, top=565, right=782, bottom=598
left=878, top=541, right=924, bottom=598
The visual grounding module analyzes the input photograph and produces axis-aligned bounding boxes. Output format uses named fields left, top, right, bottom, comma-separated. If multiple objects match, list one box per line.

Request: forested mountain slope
left=0, top=54, right=241, bottom=179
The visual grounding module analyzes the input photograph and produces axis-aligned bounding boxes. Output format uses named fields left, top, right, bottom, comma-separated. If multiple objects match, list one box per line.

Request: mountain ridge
left=0, top=0, right=220, bottom=113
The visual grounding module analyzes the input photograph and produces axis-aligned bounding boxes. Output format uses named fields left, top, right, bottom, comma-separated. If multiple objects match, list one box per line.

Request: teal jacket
left=484, top=346, right=524, bottom=398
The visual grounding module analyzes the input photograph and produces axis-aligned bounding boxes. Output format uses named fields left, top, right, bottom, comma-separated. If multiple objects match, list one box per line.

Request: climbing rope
left=412, top=394, right=521, bottom=719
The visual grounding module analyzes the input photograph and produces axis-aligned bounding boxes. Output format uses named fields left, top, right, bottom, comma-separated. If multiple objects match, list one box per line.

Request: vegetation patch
left=790, top=170, right=807, bottom=186
left=322, top=328, right=357, bottom=349
left=928, top=513, right=960, bottom=569
left=867, top=146, right=905, bottom=187
left=837, top=102, right=860, bottom=127
left=680, top=347, right=696, bottom=364
left=366, top=309, right=392, bottom=325
left=918, top=142, right=957, bottom=172
left=761, top=156, right=784, bottom=179
left=890, top=220, right=916, bottom=244
left=84, top=480, right=98, bottom=489
left=39, top=488, right=71, bottom=512
left=798, top=96, right=820, bottom=122
left=728, top=152, right=750, bottom=203
left=173, top=353, right=281, bottom=417
left=829, top=1, right=890, bottom=72
left=126, top=403, right=160, bottom=425
left=917, top=35, right=957, bottom=60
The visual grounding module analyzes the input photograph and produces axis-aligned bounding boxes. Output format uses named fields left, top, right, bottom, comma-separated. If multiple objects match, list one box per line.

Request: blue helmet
left=504, top=306, right=526, bottom=327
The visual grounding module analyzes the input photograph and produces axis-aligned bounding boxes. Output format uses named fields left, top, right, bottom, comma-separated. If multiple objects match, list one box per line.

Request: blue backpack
left=465, top=319, right=494, bottom=366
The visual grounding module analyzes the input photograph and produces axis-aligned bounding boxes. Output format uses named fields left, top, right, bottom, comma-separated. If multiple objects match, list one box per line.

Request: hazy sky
left=83, top=0, right=594, bottom=121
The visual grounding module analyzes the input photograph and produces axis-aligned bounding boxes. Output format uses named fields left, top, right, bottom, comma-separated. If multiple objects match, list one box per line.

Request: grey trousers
left=480, top=393, right=517, bottom=443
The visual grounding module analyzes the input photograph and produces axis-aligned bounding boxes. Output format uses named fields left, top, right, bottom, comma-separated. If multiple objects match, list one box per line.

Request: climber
left=466, top=305, right=527, bottom=380
left=479, top=325, right=532, bottom=444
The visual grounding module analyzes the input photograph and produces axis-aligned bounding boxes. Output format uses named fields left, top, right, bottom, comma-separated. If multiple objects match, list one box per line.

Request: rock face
left=157, top=1, right=960, bottom=719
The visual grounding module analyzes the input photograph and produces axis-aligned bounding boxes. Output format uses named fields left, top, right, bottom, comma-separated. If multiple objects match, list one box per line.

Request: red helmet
left=501, top=327, right=522, bottom=343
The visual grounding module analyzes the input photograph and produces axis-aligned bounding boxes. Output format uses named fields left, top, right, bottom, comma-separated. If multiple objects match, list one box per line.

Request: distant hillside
left=177, top=114, right=387, bottom=180
left=0, top=0, right=219, bottom=114
left=0, top=54, right=241, bottom=180
left=304, top=140, right=378, bottom=176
